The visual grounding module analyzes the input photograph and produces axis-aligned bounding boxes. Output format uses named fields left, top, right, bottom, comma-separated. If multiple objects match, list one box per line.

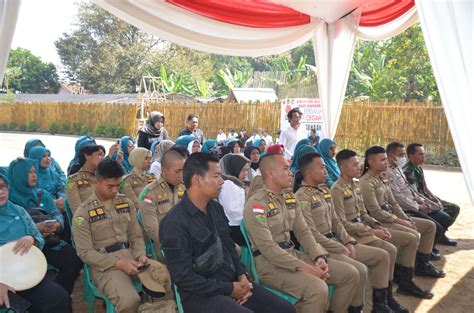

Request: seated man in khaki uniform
left=360, top=146, right=441, bottom=299
left=294, top=152, right=406, bottom=313
left=73, top=159, right=148, bottom=313
left=139, top=150, right=186, bottom=252
left=244, top=154, right=359, bottom=313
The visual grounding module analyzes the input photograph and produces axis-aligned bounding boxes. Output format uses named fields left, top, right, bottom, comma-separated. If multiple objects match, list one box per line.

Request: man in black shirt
left=178, top=114, right=205, bottom=144
left=159, top=153, right=295, bottom=313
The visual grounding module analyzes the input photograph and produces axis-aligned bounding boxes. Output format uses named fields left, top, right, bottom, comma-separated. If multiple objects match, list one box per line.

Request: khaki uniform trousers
left=383, top=223, right=419, bottom=268
left=256, top=249, right=359, bottom=313
left=358, top=237, right=398, bottom=281
left=91, top=249, right=141, bottom=313
left=411, top=217, right=436, bottom=254
left=329, top=244, right=390, bottom=306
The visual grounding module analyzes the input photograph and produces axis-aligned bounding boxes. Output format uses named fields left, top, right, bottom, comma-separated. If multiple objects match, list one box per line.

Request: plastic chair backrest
left=136, top=210, right=158, bottom=259
left=239, top=222, right=260, bottom=283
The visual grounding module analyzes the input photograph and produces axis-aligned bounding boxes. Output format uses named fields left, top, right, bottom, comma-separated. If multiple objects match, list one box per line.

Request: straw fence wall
left=0, top=100, right=455, bottom=162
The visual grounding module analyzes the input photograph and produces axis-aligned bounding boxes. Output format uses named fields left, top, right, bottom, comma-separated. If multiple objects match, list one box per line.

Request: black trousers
left=182, top=284, right=296, bottom=313
left=43, top=243, right=82, bottom=295
left=16, top=278, right=72, bottom=313
left=230, top=225, right=246, bottom=247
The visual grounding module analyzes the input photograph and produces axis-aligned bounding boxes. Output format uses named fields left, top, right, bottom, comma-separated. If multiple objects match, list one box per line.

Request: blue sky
left=11, top=0, right=78, bottom=66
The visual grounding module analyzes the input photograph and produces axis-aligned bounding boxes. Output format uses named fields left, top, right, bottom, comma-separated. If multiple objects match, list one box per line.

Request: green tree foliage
left=346, top=25, right=439, bottom=101
left=4, top=48, right=60, bottom=93
left=55, top=3, right=161, bottom=93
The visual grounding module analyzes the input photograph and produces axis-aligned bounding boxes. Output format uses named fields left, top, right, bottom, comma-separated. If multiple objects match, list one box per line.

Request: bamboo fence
left=0, top=100, right=454, bottom=159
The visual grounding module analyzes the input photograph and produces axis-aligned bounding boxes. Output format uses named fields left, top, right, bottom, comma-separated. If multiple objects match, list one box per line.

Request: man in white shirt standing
left=279, top=108, right=307, bottom=160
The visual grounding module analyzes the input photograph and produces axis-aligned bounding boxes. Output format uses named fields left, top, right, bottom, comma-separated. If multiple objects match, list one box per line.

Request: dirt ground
left=1, top=133, right=471, bottom=312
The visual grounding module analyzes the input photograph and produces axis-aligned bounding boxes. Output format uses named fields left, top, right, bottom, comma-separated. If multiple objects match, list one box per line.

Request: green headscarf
left=175, top=135, right=196, bottom=148
left=290, top=144, right=317, bottom=173
left=316, top=138, right=340, bottom=187
left=202, top=139, right=217, bottom=153
left=7, top=158, right=63, bottom=228
left=29, top=146, right=60, bottom=198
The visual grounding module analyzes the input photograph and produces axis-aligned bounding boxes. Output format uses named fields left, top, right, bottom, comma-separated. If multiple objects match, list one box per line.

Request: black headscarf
left=219, top=154, right=250, bottom=188
left=141, top=111, right=165, bottom=136
left=244, top=146, right=260, bottom=170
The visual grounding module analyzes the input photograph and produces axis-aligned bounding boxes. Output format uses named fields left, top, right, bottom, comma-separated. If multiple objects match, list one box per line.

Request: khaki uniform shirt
left=121, top=171, right=156, bottom=211
left=385, top=165, right=423, bottom=212
left=139, top=177, right=185, bottom=244
left=72, top=191, right=145, bottom=272
left=295, top=184, right=355, bottom=254
left=360, top=169, right=409, bottom=223
left=66, top=169, right=95, bottom=214
left=331, top=178, right=380, bottom=244
left=243, top=187, right=328, bottom=272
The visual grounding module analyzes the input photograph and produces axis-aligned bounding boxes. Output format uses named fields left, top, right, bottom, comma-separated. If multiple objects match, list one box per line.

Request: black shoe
left=387, top=281, right=411, bottom=313
left=396, top=264, right=434, bottom=299
left=415, top=253, right=446, bottom=278
left=439, top=235, right=457, bottom=246
left=431, top=248, right=441, bottom=261
left=371, top=288, right=392, bottom=313
left=348, top=305, right=364, bottom=313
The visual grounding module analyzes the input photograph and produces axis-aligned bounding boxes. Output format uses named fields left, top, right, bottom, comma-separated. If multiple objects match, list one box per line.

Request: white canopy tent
left=0, top=0, right=472, bottom=202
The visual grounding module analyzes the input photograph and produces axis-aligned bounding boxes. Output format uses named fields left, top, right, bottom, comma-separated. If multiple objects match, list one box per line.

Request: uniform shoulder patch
left=252, top=204, right=267, bottom=224
left=74, top=216, right=85, bottom=226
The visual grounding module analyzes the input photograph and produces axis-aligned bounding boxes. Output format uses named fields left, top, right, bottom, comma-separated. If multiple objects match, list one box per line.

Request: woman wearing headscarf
left=316, top=138, right=340, bottom=187
left=201, top=139, right=218, bottom=153
left=0, top=173, right=73, bottom=313
left=187, top=140, right=202, bottom=154
left=29, top=146, right=66, bottom=201
left=244, top=145, right=261, bottom=183
left=121, top=147, right=155, bottom=210
left=67, top=136, right=96, bottom=175
left=227, top=140, right=242, bottom=154
left=29, top=146, right=70, bottom=242
left=7, top=158, right=82, bottom=295
left=253, top=138, right=266, bottom=156
left=113, top=136, right=136, bottom=174
left=175, top=135, right=196, bottom=149
left=24, top=138, right=66, bottom=185
left=293, top=139, right=312, bottom=158
left=150, top=139, right=175, bottom=179
left=66, top=144, right=105, bottom=215
left=290, top=144, right=317, bottom=174
left=218, top=154, right=251, bottom=246
left=137, top=111, right=169, bottom=150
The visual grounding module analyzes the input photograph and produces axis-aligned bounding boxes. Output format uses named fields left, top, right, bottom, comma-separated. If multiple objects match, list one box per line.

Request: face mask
left=395, top=156, right=407, bottom=167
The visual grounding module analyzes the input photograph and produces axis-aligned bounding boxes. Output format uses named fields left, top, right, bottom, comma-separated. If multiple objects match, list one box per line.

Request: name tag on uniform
left=115, top=203, right=130, bottom=214
left=267, top=209, right=280, bottom=217
left=89, top=207, right=107, bottom=222
left=311, top=201, right=323, bottom=209
left=157, top=199, right=171, bottom=206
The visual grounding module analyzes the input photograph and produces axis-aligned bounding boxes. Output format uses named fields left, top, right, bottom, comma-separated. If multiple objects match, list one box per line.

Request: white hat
left=0, top=241, right=47, bottom=291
